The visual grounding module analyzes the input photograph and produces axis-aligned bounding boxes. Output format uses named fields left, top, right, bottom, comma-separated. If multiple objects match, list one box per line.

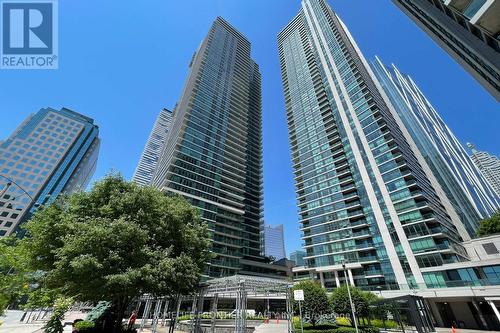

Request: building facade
left=263, top=224, right=286, bottom=260
left=0, top=107, right=100, bottom=237
left=391, top=0, right=500, bottom=101
left=290, top=250, right=307, bottom=266
left=279, top=0, right=476, bottom=291
left=469, top=144, right=500, bottom=196
left=371, top=58, right=500, bottom=236
left=151, top=17, right=266, bottom=278
left=132, top=108, right=172, bottom=186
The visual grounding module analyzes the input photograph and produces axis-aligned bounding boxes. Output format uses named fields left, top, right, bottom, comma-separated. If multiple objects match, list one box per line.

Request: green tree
left=292, top=280, right=330, bottom=327
left=43, top=297, right=73, bottom=333
left=0, top=237, right=29, bottom=315
left=22, top=175, right=212, bottom=333
left=477, top=211, right=500, bottom=237
left=330, top=285, right=375, bottom=326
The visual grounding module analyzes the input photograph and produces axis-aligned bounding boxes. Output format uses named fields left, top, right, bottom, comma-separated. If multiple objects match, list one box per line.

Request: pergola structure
left=136, top=275, right=295, bottom=333
left=202, top=275, right=295, bottom=333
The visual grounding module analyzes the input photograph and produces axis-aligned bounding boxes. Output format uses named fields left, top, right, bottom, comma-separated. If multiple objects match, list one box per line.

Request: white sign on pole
left=294, top=289, right=304, bottom=301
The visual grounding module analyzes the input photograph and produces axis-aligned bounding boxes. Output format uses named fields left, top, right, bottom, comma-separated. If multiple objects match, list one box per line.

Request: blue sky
left=0, top=0, right=498, bottom=255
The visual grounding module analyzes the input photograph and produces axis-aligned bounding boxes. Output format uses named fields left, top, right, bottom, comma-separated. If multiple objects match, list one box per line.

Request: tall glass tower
left=0, top=107, right=100, bottom=237
left=372, top=58, right=500, bottom=236
left=279, top=0, right=471, bottom=290
left=264, top=224, right=286, bottom=260
left=132, top=108, right=172, bottom=186
left=391, top=0, right=500, bottom=102
left=152, top=17, right=264, bottom=278
left=468, top=144, right=500, bottom=197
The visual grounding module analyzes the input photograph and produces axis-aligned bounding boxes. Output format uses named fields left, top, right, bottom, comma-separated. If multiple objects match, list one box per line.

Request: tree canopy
left=477, top=211, right=500, bottom=237
left=0, top=237, right=29, bottom=315
left=22, top=174, right=212, bottom=332
left=292, top=280, right=330, bottom=327
left=330, top=285, right=379, bottom=326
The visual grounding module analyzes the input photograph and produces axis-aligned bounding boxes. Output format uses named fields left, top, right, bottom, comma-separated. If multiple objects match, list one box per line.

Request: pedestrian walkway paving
left=436, top=328, right=500, bottom=333
left=254, top=322, right=289, bottom=333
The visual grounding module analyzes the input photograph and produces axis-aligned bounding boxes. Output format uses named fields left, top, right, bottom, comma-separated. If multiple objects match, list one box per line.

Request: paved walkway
left=254, top=322, right=289, bottom=333
left=436, top=328, right=500, bottom=333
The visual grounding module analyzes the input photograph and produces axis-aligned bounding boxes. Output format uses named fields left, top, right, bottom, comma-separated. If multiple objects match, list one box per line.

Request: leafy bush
left=336, top=317, right=351, bottom=326
left=360, top=327, right=379, bottom=333
left=369, top=318, right=398, bottom=329
left=75, top=320, right=95, bottom=331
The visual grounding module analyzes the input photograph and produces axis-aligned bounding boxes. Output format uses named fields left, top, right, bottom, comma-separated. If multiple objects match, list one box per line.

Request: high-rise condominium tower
left=372, top=58, right=500, bottom=236
left=132, top=108, right=172, bottom=186
left=279, top=0, right=472, bottom=290
left=391, top=0, right=500, bottom=101
left=469, top=144, right=500, bottom=196
left=264, top=224, right=286, bottom=260
left=0, top=107, right=100, bottom=237
left=152, top=17, right=264, bottom=278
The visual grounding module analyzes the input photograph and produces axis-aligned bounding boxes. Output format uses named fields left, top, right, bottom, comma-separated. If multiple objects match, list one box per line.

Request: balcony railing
left=358, top=277, right=500, bottom=291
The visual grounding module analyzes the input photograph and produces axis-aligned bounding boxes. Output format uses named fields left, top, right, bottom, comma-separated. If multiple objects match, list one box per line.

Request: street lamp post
left=342, top=260, right=359, bottom=333
left=0, top=174, right=34, bottom=201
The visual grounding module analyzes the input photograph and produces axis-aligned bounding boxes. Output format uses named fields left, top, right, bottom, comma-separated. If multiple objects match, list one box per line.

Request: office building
left=264, top=224, right=286, bottom=260
left=279, top=0, right=476, bottom=290
left=132, top=108, right=172, bottom=186
left=469, top=144, right=500, bottom=196
left=0, top=107, right=100, bottom=237
left=151, top=17, right=267, bottom=278
left=371, top=57, right=500, bottom=236
left=391, top=0, right=500, bottom=101
left=290, top=250, right=307, bottom=266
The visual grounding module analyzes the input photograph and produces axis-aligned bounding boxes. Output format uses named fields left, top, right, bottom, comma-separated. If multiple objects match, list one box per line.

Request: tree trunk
left=112, top=296, right=130, bottom=333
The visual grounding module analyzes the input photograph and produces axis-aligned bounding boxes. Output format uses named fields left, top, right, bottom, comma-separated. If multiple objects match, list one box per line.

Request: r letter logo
left=1, top=0, right=58, bottom=69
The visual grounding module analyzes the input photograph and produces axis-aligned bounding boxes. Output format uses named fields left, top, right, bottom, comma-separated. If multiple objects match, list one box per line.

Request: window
left=483, top=243, right=498, bottom=255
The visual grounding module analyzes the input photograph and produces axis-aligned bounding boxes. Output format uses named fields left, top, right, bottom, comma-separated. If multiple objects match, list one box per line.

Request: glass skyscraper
left=151, top=17, right=264, bottom=278
left=469, top=144, right=500, bottom=196
left=0, top=107, right=100, bottom=237
left=372, top=58, right=500, bottom=236
left=264, top=224, right=286, bottom=260
left=279, top=0, right=472, bottom=290
left=391, top=0, right=500, bottom=101
left=132, top=108, right=172, bottom=186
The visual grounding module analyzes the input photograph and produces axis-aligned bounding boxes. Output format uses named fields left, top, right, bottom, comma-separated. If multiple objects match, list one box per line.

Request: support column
left=471, top=300, right=488, bottom=330
left=488, top=301, right=500, bottom=324
left=140, top=298, right=152, bottom=331
left=210, top=293, right=219, bottom=333
left=152, top=300, right=162, bottom=333
left=334, top=271, right=340, bottom=288
left=348, top=269, right=355, bottom=286
left=161, top=300, right=170, bottom=327
left=427, top=300, right=444, bottom=327
left=319, top=272, right=325, bottom=288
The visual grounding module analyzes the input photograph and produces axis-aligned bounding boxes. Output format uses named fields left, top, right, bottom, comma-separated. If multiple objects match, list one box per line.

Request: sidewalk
left=254, top=322, right=289, bottom=333
left=436, top=328, right=500, bottom=333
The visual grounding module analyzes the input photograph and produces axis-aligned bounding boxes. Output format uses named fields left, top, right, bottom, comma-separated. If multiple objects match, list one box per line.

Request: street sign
left=294, top=289, right=304, bottom=301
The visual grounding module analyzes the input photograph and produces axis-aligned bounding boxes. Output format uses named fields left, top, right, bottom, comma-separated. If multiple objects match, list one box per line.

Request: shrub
left=75, top=320, right=95, bottom=331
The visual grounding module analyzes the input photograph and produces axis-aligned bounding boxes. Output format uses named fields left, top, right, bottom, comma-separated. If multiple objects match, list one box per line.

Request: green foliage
left=75, top=320, right=95, bottom=330
left=43, top=297, right=73, bottom=333
left=0, top=237, right=30, bottom=315
left=477, top=211, right=500, bottom=237
left=292, top=280, right=330, bottom=327
left=330, top=286, right=380, bottom=326
left=85, top=301, right=111, bottom=322
left=22, top=174, right=212, bottom=333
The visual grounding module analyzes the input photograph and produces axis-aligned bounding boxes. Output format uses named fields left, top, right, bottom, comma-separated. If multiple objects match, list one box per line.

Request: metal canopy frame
left=136, top=275, right=295, bottom=333
left=201, top=275, right=295, bottom=333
